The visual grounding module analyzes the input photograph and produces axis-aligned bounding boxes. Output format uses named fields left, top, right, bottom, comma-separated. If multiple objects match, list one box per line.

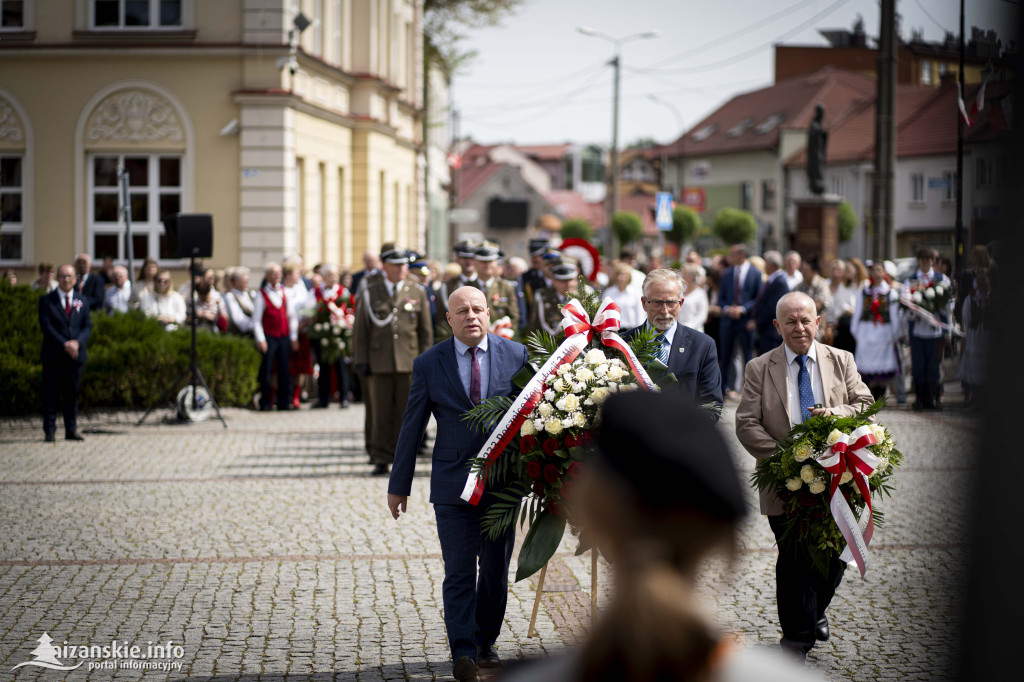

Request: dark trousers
left=719, top=318, right=754, bottom=390
left=259, top=335, right=292, bottom=409
left=364, top=372, right=412, bottom=464
left=910, top=335, right=941, bottom=406
left=434, top=502, right=517, bottom=663
left=42, top=356, right=83, bottom=436
left=314, top=347, right=349, bottom=406
left=768, top=514, right=845, bottom=655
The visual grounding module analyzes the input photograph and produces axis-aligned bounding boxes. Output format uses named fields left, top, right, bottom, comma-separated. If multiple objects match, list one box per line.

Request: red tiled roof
left=662, top=67, right=877, bottom=157
left=545, top=190, right=605, bottom=227
left=514, top=143, right=573, bottom=161
left=784, top=78, right=1013, bottom=166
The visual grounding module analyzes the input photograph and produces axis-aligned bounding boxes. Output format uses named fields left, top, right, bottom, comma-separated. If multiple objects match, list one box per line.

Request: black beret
left=594, top=391, right=746, bottom=521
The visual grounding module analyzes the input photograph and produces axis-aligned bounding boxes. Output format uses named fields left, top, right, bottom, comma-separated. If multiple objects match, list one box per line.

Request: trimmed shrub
left=560, top=218, right=593, bottom=241
left=611, top=211, right=644, bottom=245
left=0, top=283, right=261, bottom=416
left=669, top=206, right=700, bottom=246
left=838, top=201, right=857, bottom=243
left=712, top=207, right=757, bottom=245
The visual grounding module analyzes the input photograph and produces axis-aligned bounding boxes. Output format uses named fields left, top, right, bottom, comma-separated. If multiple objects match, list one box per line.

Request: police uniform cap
left=381, top=247, right=412, bottom=265
left=551, top=262, right=577, bottom=281
left=594, top=391, right=746, bottom=521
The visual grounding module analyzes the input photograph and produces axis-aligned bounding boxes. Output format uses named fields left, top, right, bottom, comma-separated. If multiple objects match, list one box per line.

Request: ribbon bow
left=869, top=298, right=884, bottom=325
left=815, top=425, right=880, bottom=577
left=560, top=299, right=657, bottom=391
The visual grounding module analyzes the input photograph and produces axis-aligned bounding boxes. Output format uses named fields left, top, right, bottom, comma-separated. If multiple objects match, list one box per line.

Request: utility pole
left=872, top=0, right=897, bottom=261
left=954, top=0, right=966, bottom=277
left=610, top=54, right=621, bottom=256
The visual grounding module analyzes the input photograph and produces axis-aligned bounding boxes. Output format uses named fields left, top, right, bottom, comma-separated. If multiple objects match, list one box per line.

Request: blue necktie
left=797, top=355, right=814, bottom=422
left=656, top=333, right=669, bottom=364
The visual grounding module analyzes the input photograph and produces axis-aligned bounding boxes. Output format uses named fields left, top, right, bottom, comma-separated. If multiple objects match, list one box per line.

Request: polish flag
left=970, top=70, right=994, bottom=119
left=958, top=85, right=973, bottom=128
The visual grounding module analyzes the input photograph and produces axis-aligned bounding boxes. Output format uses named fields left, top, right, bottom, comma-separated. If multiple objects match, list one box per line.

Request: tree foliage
left=668, top=206, right=700, bottom=245
left=712, top=207, right=757, bottom=245
left=560, top=217, right=593, bottom=241
left=611, top=211, right=644, bottom=245
left=424, top=0, right=522, bottom=77
left=837, top=200, right=857, bottom=243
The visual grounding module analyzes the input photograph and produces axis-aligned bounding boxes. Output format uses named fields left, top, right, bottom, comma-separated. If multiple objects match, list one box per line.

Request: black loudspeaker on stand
left=137, top=213, right=227, bottom=429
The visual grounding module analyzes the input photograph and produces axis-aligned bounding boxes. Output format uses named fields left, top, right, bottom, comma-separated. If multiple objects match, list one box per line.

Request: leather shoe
left=452, top=655, right=478, bottom=681
left=476, top=644, right=501, bottom=668
left=371, top=463, right=389, bottom=476
left=65, top=432, right=85, bottom=441
left=44, top=433, right=55, bottom=443
left=815, top=616, right=830, bottom=641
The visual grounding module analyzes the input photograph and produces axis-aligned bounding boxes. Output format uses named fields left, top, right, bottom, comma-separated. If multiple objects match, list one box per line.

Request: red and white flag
left=971, top=70, right=994, bottom=119
left=958, top=85, right=973, bottom=127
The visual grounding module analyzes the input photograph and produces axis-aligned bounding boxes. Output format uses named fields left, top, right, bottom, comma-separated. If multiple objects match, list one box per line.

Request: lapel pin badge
left=678, top=347, right=685, bottom=353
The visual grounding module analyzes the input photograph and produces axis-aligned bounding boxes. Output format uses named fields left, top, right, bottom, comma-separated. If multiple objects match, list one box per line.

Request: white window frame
left=0, top=153, right=24, bottom=265
left=0, top=0, right=25, bottom=30
left=942, top=170, right=956, bottom=202
left=909, top=172, right=925, bottom=205
left=87, top=152, right=184, bottom=265
left=90, top=0, right=183, bottom=30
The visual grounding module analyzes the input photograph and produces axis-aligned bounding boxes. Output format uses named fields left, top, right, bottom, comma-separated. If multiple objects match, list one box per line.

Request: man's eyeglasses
left=644, top=299, right=682, bottom=309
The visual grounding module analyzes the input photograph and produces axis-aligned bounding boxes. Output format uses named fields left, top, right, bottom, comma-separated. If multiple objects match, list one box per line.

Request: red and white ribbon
left=898, top=293, right=964, bottom=337
left=815, top=425, right=880, bottom=578
left=460, top=297, right=656, bottom=505
left=490, top=316, right=514, bottom=340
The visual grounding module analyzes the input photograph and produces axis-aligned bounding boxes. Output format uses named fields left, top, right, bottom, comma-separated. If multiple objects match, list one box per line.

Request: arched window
left=0, top=88, right=32, bottom=266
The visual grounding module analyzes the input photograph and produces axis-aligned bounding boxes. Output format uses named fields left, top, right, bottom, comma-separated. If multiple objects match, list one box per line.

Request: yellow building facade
left=0, top=0, right=424, bottom=278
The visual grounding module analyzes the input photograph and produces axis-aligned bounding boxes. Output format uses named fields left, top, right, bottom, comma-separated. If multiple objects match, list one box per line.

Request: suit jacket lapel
left=768, top=345, right=791, bottom=423
left=668, top=322, right=688, bottom=374
left=438, top=338, right=471, bottom=407
left=815, top=341, right=837, bottom=408
left=486, top=335, right=506, bottom=398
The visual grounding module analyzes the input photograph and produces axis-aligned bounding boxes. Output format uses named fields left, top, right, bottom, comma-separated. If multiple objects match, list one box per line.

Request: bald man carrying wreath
left=387, top=286, right=530, bottom=681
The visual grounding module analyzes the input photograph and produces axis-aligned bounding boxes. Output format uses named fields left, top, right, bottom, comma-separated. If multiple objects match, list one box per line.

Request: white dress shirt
left=678, top=285, right=709, bottom=333
left=454, top=334, right=489, bottom=401
left=784, top=343, right=824, bottom=425
left=104, top=281, right=133, bottom=314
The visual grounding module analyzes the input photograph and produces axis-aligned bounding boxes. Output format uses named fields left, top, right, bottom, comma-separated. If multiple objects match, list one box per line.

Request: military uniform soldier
left=521, top=238, right=551, bottom=317
left=474, top=243, right=519, bottom=338
left=352, top=247, right=433, bottom=475
left=526, top=260, right=580, bottom=336
left=436, top=240, right=483, bottom=340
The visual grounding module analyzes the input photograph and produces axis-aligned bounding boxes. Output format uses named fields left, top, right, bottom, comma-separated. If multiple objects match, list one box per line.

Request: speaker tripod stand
left=137, top=251, right=227, bottom=429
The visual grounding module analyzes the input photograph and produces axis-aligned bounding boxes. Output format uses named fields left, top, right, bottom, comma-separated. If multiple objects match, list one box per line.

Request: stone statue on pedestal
left=807, top=104, right=828, bottom=195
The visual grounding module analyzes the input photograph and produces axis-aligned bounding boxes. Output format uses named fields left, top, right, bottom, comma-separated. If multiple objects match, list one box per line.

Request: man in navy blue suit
left=73, top=253, right=106, bottom=312
left=718, top=244, right=763, bottom=397
left=622, top=269, right=723, bottom=421
left=39, top=264, right=92, bottom=442
left=387, top=286, right=530, bottom=681
left=749, top=250, right=790, bottom=353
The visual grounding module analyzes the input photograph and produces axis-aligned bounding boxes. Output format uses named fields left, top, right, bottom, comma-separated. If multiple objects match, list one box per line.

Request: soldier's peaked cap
left=381, top=247, right=412, bottom=264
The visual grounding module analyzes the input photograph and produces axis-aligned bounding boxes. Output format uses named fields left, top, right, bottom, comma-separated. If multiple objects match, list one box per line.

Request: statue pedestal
left=794, top=195, right=841, bottom=266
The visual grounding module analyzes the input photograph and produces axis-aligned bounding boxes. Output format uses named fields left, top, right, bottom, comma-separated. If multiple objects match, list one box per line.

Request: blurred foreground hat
left=529, top=238, right=551, bottom=256
left=474, top=242, right=503, bottom=262
left=883, top=260, right=898, bottom=279
left=408, top=251, right=429, bottom=274
left=551, top=260, right=578, bottom=281
left=594, top=391, right=746, bottom=521
left=540, top=248, right=562, bottom=263
left=454, top=240, right=480, bottom=258
left=381, top=247, right=412, bottom=265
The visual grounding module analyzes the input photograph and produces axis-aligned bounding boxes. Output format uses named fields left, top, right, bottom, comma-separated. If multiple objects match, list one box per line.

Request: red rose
left=542, top=438, right=559, bottom=456
left=580, top=430, right=594, bottom=444
left=532, top=481, right=545, bottom=496
left=560, top=480, right=576, bottom=499
left=567, top=461, right=584, bottom=479
left=564, top=433, right=581, bottom=449
left=543, top=464, right=559, bottom=483
left=526, top=461, right=542, bottom=479
left=548, top=500, right=563, bottom=516
left=519, top=435, right=537, bottom=453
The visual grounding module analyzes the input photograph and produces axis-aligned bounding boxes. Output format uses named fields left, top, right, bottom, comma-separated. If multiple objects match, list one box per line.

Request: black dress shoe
left=476, top=644, right=501, bottom=668
left=815, top=616, right=830, bottom=641
left=44, top=433, right=55, bottom=443
left=311, top=402, right=329, bottom=409
left=371, top=463, right=389, bottom=476
left=452, top=655, right=478, bottom=681
left=65, top=432, right=85, bottom=441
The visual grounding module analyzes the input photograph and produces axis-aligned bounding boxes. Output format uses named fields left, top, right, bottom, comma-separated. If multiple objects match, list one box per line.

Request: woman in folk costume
left=850, top=261, right=902, bottom=400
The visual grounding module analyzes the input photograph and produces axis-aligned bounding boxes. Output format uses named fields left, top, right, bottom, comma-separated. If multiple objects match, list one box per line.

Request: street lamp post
left=578, top=26, right=659, bottom=256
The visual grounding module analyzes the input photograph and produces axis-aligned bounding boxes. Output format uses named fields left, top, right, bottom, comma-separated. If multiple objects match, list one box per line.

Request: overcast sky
left=453, top=0, right=1019, bottom=148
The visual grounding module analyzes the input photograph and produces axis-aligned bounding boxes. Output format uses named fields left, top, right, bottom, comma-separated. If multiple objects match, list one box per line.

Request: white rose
left=594, top=363, right=609, bottom=377
left=839, top=471, right=854, bottom=485
left=586, top=349, right=606, bottom=365
left=794, top=442, right=813, bottom=462
left=538, top=403, right=554, bottom=418
left=934, top=285, right=944, bottom=296
left=544, top=418, right=564, bottom=436
left=553, top=378, right=570, bottom=393
left=869, top=424, right=886, bottom=444
left=590, top=387, right=610, bottom=404
left=800, top=464, right=816, bottom=484
left=785, top=477, right=803, bottom=491
left=573, top=412, right=588, bottom=428
left=924, top=288, right=936, bottom=300
left=557, top=394, right=580, bottom=412
left=544, top=389, right=556, bottom=402
left=521, top=420, right=536, bottom=437
left=321, top=338, right=329, bottom=346
left=557, top=364, right=573, bottom=376
left=877, top=456, right=890, bottom=472
left=575, top=367, right=595, bottom=383
left=572, top=382, right=585, bottom=394
left=620, top=383, right=639, bottom=391
left=809, top=480, right=827, bottom=495
left=825, top=429, right=844, bottom=447
left=562, top=416, right=574, bottom=428
left=606, top=365, right=626, bottom=381
left=912, top=291, right=923, bottom=304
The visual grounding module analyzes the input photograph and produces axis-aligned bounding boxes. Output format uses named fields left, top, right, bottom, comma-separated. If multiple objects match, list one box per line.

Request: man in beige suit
left=736, top=291, right=872, bottom=661
left=353, top=247, right=434, bottom=476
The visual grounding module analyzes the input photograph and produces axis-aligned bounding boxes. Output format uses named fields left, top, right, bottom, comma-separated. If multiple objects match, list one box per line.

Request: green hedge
left=0, top=282, right=260, bottom=416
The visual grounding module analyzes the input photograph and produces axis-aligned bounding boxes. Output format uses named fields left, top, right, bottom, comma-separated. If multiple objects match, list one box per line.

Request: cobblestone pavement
left=0, top=395, right=974, bottom=680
